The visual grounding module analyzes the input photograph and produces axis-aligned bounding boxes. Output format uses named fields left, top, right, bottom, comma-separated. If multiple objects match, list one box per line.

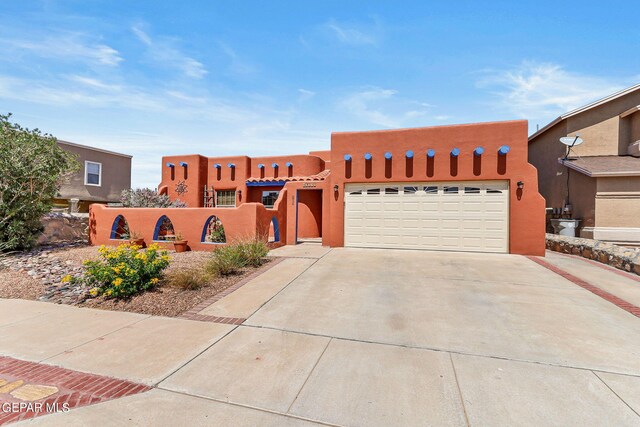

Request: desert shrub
left=0, top=113, right=79, bottom=250
left=120, top=188, right=187, bottom=208
left=240, top=239, right=269, bottom=267
left=67, top=243, right=170, bottom=298
left=206, top=244, right=246, bottom=276
left=205, top=239, right=269, bottom=276
left=166, top=268, right=210, bottom=290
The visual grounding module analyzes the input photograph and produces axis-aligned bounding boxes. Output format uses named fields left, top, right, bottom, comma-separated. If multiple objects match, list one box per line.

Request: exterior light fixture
left=427, top=149, right=436, bottom=158
left=498, top=146, right=511, bottom=155
left=517, top=181, right=524, bottom=189
left=214, top=163, right=221, bottom=169
left=474, top=147, right=484, bottom=156
left=166, top=162, right=175, bottom=168
left=286, top=162, right=293, bottom=167
left=227, top=163, right=235, bottom=168
left=344, top=154, right=352, bottom=161
left=384, top=152, right=393, bottom=160
left=179, top=161, right=188, bottom=167
left=451, top=148, right=460, bottom=157
left=364, top=153, right=372, bottom=160
left=405, top=150, right=414, bottom=159
left=237, top=190, right=242, bottom=198
left=334, top=184, right=339, bottom=192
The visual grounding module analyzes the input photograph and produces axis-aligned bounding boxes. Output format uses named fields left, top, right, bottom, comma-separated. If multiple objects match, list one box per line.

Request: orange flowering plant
left=66, top=243, right=170, bottom=298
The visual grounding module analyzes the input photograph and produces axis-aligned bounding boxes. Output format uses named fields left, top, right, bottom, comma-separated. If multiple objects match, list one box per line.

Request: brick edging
left=555, top=251, right=640, bottom=284
left=526, top=256, right=640, bottom=318
left=0, top=356, right=150, bottom=425
left=180, top=257, right=286, bottom=324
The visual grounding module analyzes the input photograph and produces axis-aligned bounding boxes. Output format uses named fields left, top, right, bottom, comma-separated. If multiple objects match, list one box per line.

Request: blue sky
left=2, top=1, right=639, bottom=188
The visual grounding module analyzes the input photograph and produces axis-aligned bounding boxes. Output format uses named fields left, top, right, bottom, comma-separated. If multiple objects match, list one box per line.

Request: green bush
left=0, top=114, right=79, bottom=250
left=166, top=268, right=210, bottom=290
left=205, top=239, right=269, bottom=276
left=66, top=243, right=170, bottom=298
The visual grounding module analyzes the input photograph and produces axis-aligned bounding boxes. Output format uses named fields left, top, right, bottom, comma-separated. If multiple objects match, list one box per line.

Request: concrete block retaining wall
left=545, top=233, right=640, bottom=276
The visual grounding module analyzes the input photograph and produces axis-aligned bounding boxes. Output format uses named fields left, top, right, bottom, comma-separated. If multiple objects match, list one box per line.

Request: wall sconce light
left=237, top=190, right=242, bottom=198
left=333, top=184, right=339, bottom=193
left=517, top=181, right=524, bottom=189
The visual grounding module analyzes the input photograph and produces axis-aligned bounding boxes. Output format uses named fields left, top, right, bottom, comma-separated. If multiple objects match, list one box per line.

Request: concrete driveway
left=6, top=245, right=640, bottom=426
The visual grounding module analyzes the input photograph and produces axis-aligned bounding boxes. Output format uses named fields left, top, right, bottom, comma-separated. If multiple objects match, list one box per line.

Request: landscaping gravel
left=0, top=243, right=270, bottom=317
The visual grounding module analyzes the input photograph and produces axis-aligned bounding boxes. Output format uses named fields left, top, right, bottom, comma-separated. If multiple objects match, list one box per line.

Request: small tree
left=120, top=188, right=187, bottom=208
left=0, top=114, right=79, bottom=250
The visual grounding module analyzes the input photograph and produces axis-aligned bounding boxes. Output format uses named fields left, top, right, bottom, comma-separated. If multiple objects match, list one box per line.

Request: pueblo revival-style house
left=90, top=120, right=545, bottom=255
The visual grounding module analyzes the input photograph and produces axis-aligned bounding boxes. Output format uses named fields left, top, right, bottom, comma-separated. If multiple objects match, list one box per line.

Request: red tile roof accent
left=246, top=169, right=331, bottom=183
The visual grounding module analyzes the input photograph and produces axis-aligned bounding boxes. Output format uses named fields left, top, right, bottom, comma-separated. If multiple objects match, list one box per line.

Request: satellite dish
left=559, top=135, right=583, bottom=161
left=559, top=136, right=583, bottom=147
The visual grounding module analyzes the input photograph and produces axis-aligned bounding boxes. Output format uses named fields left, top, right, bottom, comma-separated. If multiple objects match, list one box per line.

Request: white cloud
left=477, top=61, right=625, bottom=120
left=218, top=42, right=255, bottom=75
left=132, top=25, right=207, bottom=79
left=0, top=33, right=122, bottom=66
left=298, top=88, right=316, bottom=101
left=338, top=87, right=431, bottom=128
left=323, top=19, right=380, bottom=46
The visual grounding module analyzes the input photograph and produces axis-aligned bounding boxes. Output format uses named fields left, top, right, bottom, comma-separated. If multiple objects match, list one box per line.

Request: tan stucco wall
left=595, top=176, right=640, bottom=228
left=57, top=142, right=132, bottom=203
left=528, top=121, right=568, bottom=208
left=630, top=111, right=640, bottom=143
left=569, top=171, right=596, bottom=228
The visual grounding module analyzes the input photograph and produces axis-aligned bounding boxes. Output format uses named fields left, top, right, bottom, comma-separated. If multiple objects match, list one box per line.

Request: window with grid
left=261, top=191, right=279, bottom=208
left=216, top=190, right=236, bottom=207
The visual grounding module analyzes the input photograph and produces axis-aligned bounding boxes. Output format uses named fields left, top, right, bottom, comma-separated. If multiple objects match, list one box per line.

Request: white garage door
left=344, top=181, right=509, bottom=253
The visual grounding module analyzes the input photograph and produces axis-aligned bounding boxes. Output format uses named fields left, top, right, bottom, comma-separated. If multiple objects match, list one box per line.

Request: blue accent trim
left=498, top=145, right=511, bottom=155
left=109, top=215, right=126, bottom=239
left=364, top=153, right=372, bottom=160
left=179, top=161, right=188, bottom=167
left=246, top=180, right=286, bottom=187
left=427, top=149, right=436, bottom=158
left=451, top=148, right=460, bottom=157
left=152, top=215, right=170, bottom=241
left=272, top=163, right=279, bottom=168
left=257, top=163, right=264, bottom=169
left=166, top=162, right=174, bottom=168
left=286, top=162, right=293, bottom=167
left=271, top=217, right=280, bottom=243
left=214, top=163, right=221, bottom=169
left=405, top=150, right=414, bottom=158
left=474, top=147, right=484, bottom=156
left=384, top=152, right=392, bottom=160
left=227, top=163, right=235, bottom=168
left=344, top=154, right=352, bottom=161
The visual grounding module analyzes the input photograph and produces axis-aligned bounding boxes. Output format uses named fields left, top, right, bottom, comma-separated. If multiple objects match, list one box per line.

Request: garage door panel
left=345, top=181, right=508, bottom=253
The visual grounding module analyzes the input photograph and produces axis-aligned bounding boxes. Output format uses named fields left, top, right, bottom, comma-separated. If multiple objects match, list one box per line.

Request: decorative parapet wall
left=546, top=233, right=640, bottom=275
left=89, top=189, right=287, bottom=251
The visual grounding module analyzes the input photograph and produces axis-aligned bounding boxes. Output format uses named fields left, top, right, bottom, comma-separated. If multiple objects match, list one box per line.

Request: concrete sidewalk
left=2, top=245, right=640, bottom=426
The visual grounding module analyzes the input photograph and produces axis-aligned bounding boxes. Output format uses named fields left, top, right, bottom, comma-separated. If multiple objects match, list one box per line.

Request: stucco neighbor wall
left=595, top=177, right=640, bottom=229
left=567, top=171, right=597, bottom=230
left=528, top=121, right=568, bottom=208
left=326, top=120, right=546, bottom=256
left=57, top=141, right=131, bottom=206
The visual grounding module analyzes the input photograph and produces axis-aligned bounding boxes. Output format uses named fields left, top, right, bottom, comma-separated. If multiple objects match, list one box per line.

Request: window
left=261, top=191, right=279, bottom=208
left=443, top=186, right=459, bottom=194
left=367, top=188, right=381, bottom=195
left=403, top=186, right=419, bottom=194
left=487, top=188, right=503, bottom=194
left=349, top=189, right=362, bottom=195
left=424, top=186, right=438, bottom=194
left=85, top=161, right=101, bottom=186
left=465, top=187, right=481, bottom=194
left=384, top=187, right=399, bottom=194
left=216, top=190, right=236, bottom=207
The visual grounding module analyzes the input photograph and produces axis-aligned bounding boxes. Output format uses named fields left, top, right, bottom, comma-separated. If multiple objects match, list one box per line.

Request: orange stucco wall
left=98, top=120, right=544, bottom=255
left=325, top=120, right=545, bottom=255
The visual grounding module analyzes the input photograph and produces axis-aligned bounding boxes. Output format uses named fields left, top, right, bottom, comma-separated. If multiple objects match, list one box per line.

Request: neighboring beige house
left=54, top=140, right=132, bottom=213
left=529, top=83, right=640, bottom=244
